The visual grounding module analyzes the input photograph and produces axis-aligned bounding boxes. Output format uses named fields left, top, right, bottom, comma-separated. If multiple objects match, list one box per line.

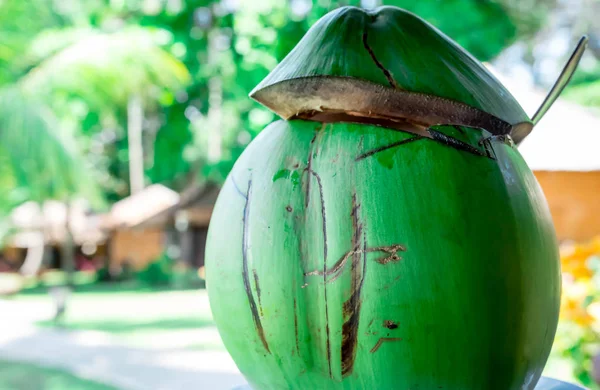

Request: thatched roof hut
left=103, top=183, right=219, bottom=270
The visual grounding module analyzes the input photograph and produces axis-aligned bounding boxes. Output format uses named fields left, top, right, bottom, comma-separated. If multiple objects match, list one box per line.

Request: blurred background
left=0, top=0, right=598, bottom=389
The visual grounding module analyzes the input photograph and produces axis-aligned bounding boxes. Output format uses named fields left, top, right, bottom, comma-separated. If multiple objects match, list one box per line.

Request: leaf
left=0, top=86, right=105, bottom=208
left=21, top=27, right=191, bottom=109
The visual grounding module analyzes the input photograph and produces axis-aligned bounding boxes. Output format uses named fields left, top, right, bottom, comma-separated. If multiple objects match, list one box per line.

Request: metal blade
left=532, top=36, right=588, bottom=125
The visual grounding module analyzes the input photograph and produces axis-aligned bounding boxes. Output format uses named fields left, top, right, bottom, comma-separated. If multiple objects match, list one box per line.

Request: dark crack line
left=306, top=170, right=328, bottom=261
left=370, top=337, right=403, bottom=353
left=453, top=125, right=466, bottom=135
left=293, top=197, right=309, bottom=362
left=362, top=31, right=397, bottom=89
left=241, top=180, right=270, bottom=353
left=304, top=244, right=406, bottom=283
left=477, top=134, right=515, bottom=161
left=481, top=138, right=497, bottom=160
left=231, top=177, right=247, bottom=199
left=252, top=269, right=263, bottom=316
left=293, top=297, right=300, bottom=356
left=355, top=136, right=423, bottom=161
left=479, top=134, right=514, bottom=147
left=311, top=168, right=332, bottom=378
left=428, top=129, right=494, bottom=160
left=341, top=194, right=366, bottom=377
left=304, top=132, right=318, bottom=208
left=305, top=167, right=331, bottom=377
left=292, top=220, right=304, bottom=360
left=292, top=225, right=302, bottom=358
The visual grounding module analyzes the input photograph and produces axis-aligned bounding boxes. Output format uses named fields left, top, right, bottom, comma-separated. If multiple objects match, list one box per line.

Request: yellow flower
left=588, top=301, right=600, bottom=323
left=560, top=277, right=596, bottom=326
left=560, top=294, right=595, bottom=326
left=560, top=236, right=600, bottom=281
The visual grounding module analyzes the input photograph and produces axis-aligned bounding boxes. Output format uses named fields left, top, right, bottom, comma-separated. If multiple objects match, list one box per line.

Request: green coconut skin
left=206, top=120, right=560, bottom=389
left=207, top=5, right=563, bottom=389
left=251, top=6, right=530, bottom=128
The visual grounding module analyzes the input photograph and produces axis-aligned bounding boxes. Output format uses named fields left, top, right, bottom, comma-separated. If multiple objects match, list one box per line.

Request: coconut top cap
left=251, top=6, right=531, bottom=136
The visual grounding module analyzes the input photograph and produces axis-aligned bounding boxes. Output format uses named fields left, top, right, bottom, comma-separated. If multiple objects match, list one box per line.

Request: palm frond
left=0, top=86, right=105, bottom=208
left=21, top=27, right=191, bottom=109
left=0, top=26, right=189, bottom=210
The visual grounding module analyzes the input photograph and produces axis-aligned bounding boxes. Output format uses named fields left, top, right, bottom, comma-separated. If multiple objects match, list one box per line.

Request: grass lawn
left=12, top=284, right=225, bottom=351
left=2, top=283, right=239, bottom=390
left=0, top=360, right=117, bottom=390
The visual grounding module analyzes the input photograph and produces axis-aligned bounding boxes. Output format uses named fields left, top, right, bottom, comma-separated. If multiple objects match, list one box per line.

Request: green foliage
left=0, top=360, right=117, bottom=390
left=136, top=252, right=174, bottom=287
left=0, top=0, right=64, bottom=85
left=0, top=6, right=191, bottom=203
left=498, top=0, right=557, bottom=40
left=0, top=0, right=527, bottom=205
left=564, top=80, right=600, bottom=108
left=385, top=0, right=517, bottom=61
left=22, top=27, right=190, bottom=108
left=0, top=86, right=103, bottom=206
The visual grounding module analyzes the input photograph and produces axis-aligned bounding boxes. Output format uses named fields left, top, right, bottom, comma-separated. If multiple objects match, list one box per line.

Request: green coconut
left=206, top=6, right=587, bottom=389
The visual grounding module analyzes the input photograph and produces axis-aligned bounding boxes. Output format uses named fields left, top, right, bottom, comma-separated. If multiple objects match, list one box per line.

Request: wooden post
left=61, top=200, right=75, bottom=286
left=128, top=95, right=145, bottom=194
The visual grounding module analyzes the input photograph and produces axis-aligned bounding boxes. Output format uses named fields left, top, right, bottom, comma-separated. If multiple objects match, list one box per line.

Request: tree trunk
left=19, top=231, right=45, bottom=276
left=128, top=95, right=145, bottom=194
left=61, top=201, right=75, bottom=286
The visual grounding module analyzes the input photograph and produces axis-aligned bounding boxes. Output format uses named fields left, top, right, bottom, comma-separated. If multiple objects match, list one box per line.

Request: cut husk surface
left=251, top=6, right=532, bottom=139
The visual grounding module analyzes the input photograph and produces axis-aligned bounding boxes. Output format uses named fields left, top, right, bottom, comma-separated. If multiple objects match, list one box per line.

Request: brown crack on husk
left=241, top=180, right=270, bottom=353
left=362, top=30, right=397, bottom=89
left=305, top=244, right=406, bottom=283
left=370, top=337, right=403, bottom=353
left=340, top=193, right=366, bottom=376
left=355, top=136, right=424, bottom=161
left=303, top=155, right=332, bottom=377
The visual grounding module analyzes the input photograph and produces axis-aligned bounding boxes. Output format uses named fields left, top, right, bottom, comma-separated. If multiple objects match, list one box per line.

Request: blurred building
left=102, top=184, right=180, bottom=271
left=4, top=199, right=107, bottom=274
left=1, top=183, right=220, bottom=275
left=102, top=183, right=219, bottom=272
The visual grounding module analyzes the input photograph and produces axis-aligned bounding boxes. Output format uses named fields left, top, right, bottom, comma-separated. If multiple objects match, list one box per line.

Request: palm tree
left=0, top=23, right=190, bottom=276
